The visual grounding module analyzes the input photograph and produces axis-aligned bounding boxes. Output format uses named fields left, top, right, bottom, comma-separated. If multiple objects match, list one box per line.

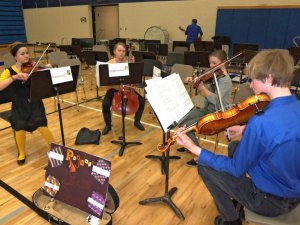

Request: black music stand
left=184, top=51, right=210, bottom=68
left=0, top=86, right=13, bottom=104
left=139, top=122, right=184, bottom=220
left=145, top=132, right=180, bottom=175
left=98, top=62, right=144, bottom=156
left=30, top=66, right=79, bottom=146
left=143, top=98, right=180, bottom=175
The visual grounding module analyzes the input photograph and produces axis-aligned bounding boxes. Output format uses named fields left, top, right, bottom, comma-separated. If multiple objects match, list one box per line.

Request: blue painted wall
left=0, top=0, right=27, bottom=44
left=215, top=8, right=300, bottom=56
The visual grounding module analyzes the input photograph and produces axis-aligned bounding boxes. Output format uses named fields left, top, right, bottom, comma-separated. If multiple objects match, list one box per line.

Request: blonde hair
left=246, top=49, right=294, bottom=87
left=114, top=42, right=127, bottom=52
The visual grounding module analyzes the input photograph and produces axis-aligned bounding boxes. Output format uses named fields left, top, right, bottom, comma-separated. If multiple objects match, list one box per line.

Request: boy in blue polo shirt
left=176, top=49, right=300, bottom=225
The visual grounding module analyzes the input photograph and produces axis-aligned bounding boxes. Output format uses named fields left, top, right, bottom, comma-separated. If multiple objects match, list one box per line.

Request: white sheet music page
left=153, top=66, right=161, bottom=78
left=108, top=63, right=129, bottom=77
left=50, top=66, right=73, bottom=85
left=145, top=73, right=194, bottom=132
left=145, top=76, right=162, bottom=87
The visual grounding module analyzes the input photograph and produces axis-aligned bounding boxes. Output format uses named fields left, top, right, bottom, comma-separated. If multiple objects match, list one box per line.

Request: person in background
left=176, top=49, right=300, bottom=225
left=177, top=50, right=232, bottom=167
left=179, top=19, right=203, bottom=43
left=0, top=42, right=54, bottom=165
left=102, top=42, right=145, bottom=135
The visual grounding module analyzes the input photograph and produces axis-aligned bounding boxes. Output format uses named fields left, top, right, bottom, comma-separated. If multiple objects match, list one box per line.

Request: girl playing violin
left=102, top=42, right=145, bottom=135
left=177, top=50, right=232, bottom=167
left=0, top=42, right=54, bottom=165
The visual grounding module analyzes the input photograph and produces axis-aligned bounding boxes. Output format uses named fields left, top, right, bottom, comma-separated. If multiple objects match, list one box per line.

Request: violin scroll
left=128, top=43, right=135, bottom=63
left=157, top=137, right=176, bottom=152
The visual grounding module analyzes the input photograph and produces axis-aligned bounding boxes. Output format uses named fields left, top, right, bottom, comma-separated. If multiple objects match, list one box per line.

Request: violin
left=192, top=68, right=224, bottom=88
left=190, top=52, right=244, bottom=88
left=22, top=43, right=51, bottom=81
left=21, top=59, right=46, bottom=73
left=112, top=85, right=139, bottom=115
left=157, top=93, right=270, bottom=152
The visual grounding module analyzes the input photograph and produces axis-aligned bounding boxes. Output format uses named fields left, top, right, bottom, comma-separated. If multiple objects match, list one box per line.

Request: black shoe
left=214, top=216, right=242, bottom=225
left=176, top=147, right=187, bottom=153
left=102, top=126, right=111, bottom=135
left=186, top=159, right=198, bottom=167
left=17, top=157, right=26, bottom=166
left=134, top=121, right=145, bottom=131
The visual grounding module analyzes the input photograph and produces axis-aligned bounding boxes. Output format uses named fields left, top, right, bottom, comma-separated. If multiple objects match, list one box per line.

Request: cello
left=112, top=84, right=139, bottom=115
left=157, top=93, right=270, bottom=152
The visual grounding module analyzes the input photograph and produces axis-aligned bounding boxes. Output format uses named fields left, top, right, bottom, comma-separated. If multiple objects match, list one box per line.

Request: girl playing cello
left=102, top=42, right=145, bottom=135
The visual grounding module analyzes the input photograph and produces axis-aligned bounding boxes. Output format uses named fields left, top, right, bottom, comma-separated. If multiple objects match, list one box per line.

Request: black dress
left=8, top=67, right=47, bottom=132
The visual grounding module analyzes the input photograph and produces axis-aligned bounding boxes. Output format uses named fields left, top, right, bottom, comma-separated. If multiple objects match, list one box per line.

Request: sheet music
left=50, top=66, right=73, bottom=85
left=153, top=66, right=161, bottom=78
left=145, top=76, right=162, bottom=88
left=96, top=61, right=107, bottom=86
left=108, top=63, right=129, bottom=77
left=145, top=73, right=194, bottom=132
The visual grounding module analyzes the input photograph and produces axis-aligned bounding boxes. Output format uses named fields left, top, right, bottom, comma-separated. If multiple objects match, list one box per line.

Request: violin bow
left=25, top=43, right=51, bottom=81
left=207, top=51, right=244, bottom=141
left=194, top=51, right=244, bottom=82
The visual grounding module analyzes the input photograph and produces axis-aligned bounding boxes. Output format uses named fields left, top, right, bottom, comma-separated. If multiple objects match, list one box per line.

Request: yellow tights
left=14, top=127, right=54, bottom=160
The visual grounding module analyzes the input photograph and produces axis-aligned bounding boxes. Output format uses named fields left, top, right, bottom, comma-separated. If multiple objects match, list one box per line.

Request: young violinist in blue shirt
left=0, top=42, right=54, bottom=165
left=176, top=49, right=300, bottom=225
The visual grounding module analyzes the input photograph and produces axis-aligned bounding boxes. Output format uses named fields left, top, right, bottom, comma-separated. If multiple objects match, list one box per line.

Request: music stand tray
left=98, top=62, right=144, bottom=156
left=30, top=66, right=79, bottom=145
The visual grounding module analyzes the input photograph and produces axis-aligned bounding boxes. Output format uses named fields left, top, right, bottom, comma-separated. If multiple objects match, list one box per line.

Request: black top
left=8, top=67, right=47, bottom=132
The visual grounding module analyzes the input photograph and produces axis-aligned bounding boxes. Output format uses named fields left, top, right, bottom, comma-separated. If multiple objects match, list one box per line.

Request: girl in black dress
left=0, top=42, right=54, bottom=165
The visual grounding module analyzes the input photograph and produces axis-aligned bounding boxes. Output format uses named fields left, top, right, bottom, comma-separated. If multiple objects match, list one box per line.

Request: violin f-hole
left=225, top=130, right=231, bottom=142
left=251, top=102, right=264, bottom=115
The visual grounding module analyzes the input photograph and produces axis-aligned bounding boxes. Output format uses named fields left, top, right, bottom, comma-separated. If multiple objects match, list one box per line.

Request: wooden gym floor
left=0, top=56, right=256, bottom=225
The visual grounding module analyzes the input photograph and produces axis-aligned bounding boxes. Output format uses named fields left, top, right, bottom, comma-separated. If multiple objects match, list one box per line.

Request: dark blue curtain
left=0, top=0, right=26, bottom=44
left=216, top=8, right=300, bottom=56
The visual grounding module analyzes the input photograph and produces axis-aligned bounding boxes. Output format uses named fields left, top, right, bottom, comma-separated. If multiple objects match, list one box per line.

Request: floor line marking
left=57, top=99, right=228, bottom=148
left=0, top=206, right=26, bottom=224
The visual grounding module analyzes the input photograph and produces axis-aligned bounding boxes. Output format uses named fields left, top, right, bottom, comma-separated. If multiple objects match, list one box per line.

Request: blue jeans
left=198, top=141, right=299, bottom=221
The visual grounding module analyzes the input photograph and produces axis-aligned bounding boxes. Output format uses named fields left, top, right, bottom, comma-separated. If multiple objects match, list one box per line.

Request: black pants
left=198, top=141, right=299, bottom=221
left=102, top=88, right=145, bottom=125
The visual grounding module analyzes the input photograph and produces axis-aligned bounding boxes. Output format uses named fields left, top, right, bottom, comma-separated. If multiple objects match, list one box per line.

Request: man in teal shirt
left=176, top=49, right=300, bottom=225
